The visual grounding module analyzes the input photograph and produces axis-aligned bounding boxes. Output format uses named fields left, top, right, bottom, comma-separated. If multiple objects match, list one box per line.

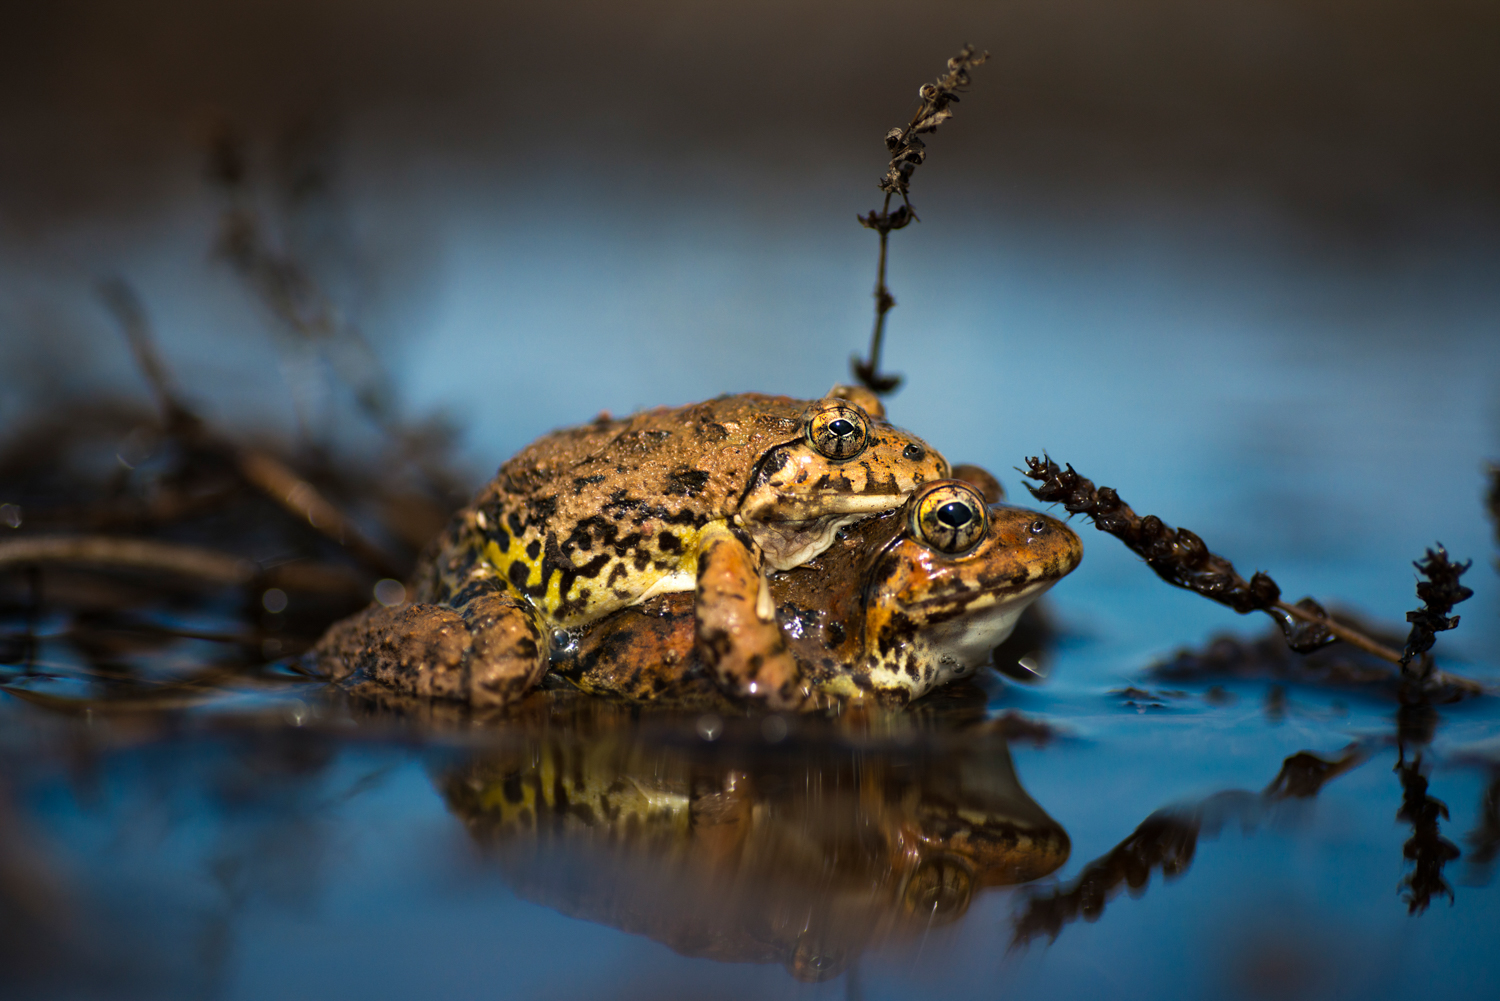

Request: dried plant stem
left=98, top=278, right=401, bottom=579
left=0, top=535, right=365, bottom=595
left=0, top=536, right=254, bottom=584
left=1273, top=600, right=1403, bottom=664
left=235, top=447, right=401, bottom=579
left=1022, top=455, right=1478, bottom=694
left=853, top=45, right=987, bottom=395
left=867, top=196, right=897, bottom=380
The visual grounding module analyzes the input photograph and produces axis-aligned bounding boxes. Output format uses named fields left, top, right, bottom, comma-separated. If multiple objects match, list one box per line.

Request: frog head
left=737, top=390, right=949, bottom=570
left=852, top=480, right=1083, bottom=699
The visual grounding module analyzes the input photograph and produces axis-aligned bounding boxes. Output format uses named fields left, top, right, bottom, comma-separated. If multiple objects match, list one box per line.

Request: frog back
left=425, top=394, right=808, bottom=628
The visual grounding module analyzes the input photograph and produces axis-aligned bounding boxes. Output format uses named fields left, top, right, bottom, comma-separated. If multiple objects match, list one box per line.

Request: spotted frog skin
left=315, top=386, right=947, bottom=707
left=438, top=696, right=1070, bottom=981
left=559, top=478, right=1083, bottom=707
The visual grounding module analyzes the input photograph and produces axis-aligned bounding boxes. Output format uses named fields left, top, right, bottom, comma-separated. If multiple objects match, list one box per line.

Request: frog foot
left=313, top=589, right=546, bottom=707
left=693, top=522, right=811, bottom=710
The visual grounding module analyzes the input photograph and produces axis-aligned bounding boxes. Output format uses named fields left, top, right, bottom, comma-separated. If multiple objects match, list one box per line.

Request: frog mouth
left=746, top=490, right=908, bottom=526
left=906, top=578, right=1060, bottom=667
left=749, top=504, right=906, bottom=571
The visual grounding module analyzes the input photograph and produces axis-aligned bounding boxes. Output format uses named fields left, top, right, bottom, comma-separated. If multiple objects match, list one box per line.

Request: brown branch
left=1272, top=599, right=1403, bottom=663
left=96, top=277, right=403, bottom=579
left=852, top=45, right=987, bottom=396
left=0, top=535, right=366, bottom=595
left=1021, top=456, right=1479, bottom=694
left=234, top=447, right=402, bottom=579
left=0, top=536, right=255, bottom=584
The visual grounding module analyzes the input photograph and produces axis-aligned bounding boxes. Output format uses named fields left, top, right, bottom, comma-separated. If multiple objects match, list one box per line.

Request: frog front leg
left=693, top=522, right=809, bottom=709
left=313, top=584, right=548, bottom=707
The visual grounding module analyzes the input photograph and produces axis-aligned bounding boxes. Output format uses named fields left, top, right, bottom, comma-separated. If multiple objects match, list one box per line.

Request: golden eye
left=912, top=481, right=988, bottom=554
left=806, top=404, right=869, bottom=460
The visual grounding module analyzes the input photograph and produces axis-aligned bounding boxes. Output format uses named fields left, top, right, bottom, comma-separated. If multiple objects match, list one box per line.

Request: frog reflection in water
left=316, top=386, right=947, bottom=708
left=553, top=478, right=1083, bottom=708
left=438, top=696, right=1070, bottom=981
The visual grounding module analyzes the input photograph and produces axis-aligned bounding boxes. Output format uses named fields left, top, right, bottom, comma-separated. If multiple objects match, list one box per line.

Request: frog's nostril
left=903, top=443, right=926, bottom=461
left=1030, top=520, right=1047, bottom=534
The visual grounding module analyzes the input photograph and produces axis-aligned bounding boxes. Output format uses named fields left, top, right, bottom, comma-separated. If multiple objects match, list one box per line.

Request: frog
left=438, top=693, right=1070, bottom=981
left=313, top=385, right=948, bottom=708
left=556, top=476, right=1083, bottom=708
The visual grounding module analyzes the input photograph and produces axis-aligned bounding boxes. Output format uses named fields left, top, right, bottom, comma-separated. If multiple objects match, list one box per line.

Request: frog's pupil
left=828, top=418, right=856, bottom=438
left=936, top=501, right=973, bottom=529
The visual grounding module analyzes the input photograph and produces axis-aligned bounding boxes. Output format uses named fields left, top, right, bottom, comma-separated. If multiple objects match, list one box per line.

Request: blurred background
left=3, top=0, right=1499, bottom=657
left=5, top=7, right=1500, bottom=998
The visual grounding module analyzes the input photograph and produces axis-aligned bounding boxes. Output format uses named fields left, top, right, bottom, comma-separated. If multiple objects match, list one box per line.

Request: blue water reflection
left=2, top=178, right=1498, bottom=998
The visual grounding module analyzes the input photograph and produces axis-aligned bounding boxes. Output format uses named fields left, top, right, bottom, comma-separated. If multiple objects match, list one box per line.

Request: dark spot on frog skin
left=507, top=511, right=525, bottom=537
left=532, top=496, right=558, bottom=521
left=508, top=561, right=531, bottom=590
left=825, top=621, right=846, bottom=646
left=572, top=474, right=607, bottom=493
left=664, top=467, right=712, bottom=497
left=876, top=611, right=919, bottom=657
left=502, top=774, right=524, bottom=803
left=492, top=527, right=511, bottom=554
left=657, top=531, right=682, bottom=554
left=744, top=447, right=790, bottom=491
left=696, top=420, right=730, bottom=442
left=526, top=540, right=541, bottom=560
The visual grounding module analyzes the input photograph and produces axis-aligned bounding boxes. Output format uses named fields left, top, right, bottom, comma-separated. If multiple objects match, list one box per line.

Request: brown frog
left=556, top=478, right=1083, bottom=708
left=439, top=694, right=1070, bottom=981
left=315, top=386, right=947, bottom=708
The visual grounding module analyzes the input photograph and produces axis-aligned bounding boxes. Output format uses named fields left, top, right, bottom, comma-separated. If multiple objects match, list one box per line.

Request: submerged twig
left=1021, top=456, right=1475, bottom=689
left=852, top=46, right=987, bottom=395
left=1395, top=754, right=1461, bottom=914
left=1011, top=744, right=1369, bottom=948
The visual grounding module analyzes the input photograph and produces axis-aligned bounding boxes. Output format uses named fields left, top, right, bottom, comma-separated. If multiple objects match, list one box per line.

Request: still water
left=3, top=179, right=1499, bottom=999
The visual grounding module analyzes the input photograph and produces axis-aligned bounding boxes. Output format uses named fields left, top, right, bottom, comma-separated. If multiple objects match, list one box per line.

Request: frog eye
left=911, top=482, right=988, bottom=554
left=806, top=404, right=869, bottom=460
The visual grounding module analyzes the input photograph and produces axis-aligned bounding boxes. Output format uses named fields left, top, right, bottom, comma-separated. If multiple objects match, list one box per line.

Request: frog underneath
left=314, top=386, right=947, bottom=707
left=557, top=478, right=1083, bottom=708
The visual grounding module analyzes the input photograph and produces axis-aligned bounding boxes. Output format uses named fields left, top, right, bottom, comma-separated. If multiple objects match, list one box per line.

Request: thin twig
left=0, top=535, right=366, bottom=594
left=853, top=46, right=987, bottom=395
left=235, top=447, right=402, bottom=578
left=96, top=277, right=403, bottom=579
left=0, top=536, right=255, bottom=584
left=1021, top=455, right=1477, bottom=690
left=1273, top=599, right=1403, bottom=663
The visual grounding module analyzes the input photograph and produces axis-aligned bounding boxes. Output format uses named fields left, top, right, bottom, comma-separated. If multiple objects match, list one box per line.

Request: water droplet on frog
left=696, top=714, right=723, bottom=742
left=550, top=628, right=579, bottom=654
left=373, top=579, right=407, bottom=607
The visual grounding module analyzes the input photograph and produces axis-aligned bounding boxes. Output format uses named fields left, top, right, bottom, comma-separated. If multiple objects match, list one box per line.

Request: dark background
left=4, top=0, right=1498, bottom=235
